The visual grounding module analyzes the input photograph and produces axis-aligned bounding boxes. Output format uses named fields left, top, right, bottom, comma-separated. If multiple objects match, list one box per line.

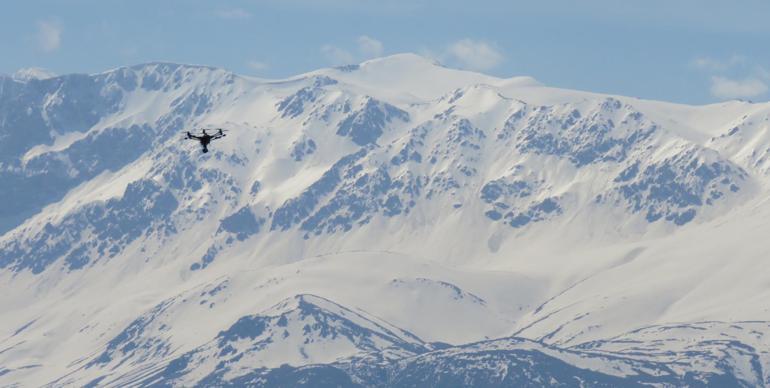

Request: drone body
left=186, top=128, right=226, bottom=153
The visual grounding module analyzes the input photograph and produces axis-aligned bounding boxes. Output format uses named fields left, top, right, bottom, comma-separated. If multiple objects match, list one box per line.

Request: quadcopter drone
left=185, top=128, right=226, bottom=153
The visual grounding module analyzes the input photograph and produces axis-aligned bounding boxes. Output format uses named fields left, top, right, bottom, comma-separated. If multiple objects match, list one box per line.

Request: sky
left=2, top=0, right=770, bottom=105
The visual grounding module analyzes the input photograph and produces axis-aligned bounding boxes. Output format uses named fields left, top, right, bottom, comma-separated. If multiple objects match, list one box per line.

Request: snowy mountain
left=2, top=53, right=770, bottom=386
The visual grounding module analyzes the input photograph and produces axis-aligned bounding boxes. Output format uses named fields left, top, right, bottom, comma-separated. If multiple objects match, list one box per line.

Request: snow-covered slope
left=2, top=53, right=770, bottom=386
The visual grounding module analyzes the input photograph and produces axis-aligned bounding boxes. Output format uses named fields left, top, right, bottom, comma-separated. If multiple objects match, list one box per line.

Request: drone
left=185, top=128, right=226, bottom=153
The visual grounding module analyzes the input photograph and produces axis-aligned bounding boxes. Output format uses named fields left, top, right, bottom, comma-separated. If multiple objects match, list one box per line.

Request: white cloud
left=320, top=37, right=500, bottom=71
left=217, top=8, right=252, bottom=19
left=757, top=66, right=770, bottom=81
left=357, top=35, right=383, bottom=59
left=247, top=60, right=269, bottom=72
left=710, top=76, right=768, bottom=100
left=691, top=55, right=770, bottom=101
left=416, top=48, right=440, bottom=63
left=321, top=35, right=386, bottom=66
left=692, top=55, right=746, bottom=72
left=321, top=44, right=355, bottom=65
left=447, top=39, right=503, bottom=71
left=120, top=46, right=139, bottom=58
left=36, top=20, right=61, bottom=52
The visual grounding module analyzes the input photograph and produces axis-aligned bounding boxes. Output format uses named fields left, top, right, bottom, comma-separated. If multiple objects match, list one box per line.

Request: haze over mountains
left=2, top=53, right=770, bottom=386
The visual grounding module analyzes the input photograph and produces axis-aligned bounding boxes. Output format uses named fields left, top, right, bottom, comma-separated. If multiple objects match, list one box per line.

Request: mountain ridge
left=2, top=53, right=770, bottom=386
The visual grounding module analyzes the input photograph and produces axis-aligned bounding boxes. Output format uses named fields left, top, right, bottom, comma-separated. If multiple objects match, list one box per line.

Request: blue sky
left=2, top=0, right=770, bottom=104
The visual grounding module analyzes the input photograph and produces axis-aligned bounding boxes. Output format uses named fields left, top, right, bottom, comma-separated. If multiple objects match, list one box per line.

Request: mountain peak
left=126, top=61, right=220, bottom=72
left=12, top=67, right=57, bottom=81
left=261, top=294, right=425, bottom=348
left=94, top=61, right=233, bottom=81
left=265, top=293, right=345, bottom=315
left=316, top=52, right=507, bottom=101
left=360, top=53, right=443, bottom=69
left=130, top=293, right=429, bottom=385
